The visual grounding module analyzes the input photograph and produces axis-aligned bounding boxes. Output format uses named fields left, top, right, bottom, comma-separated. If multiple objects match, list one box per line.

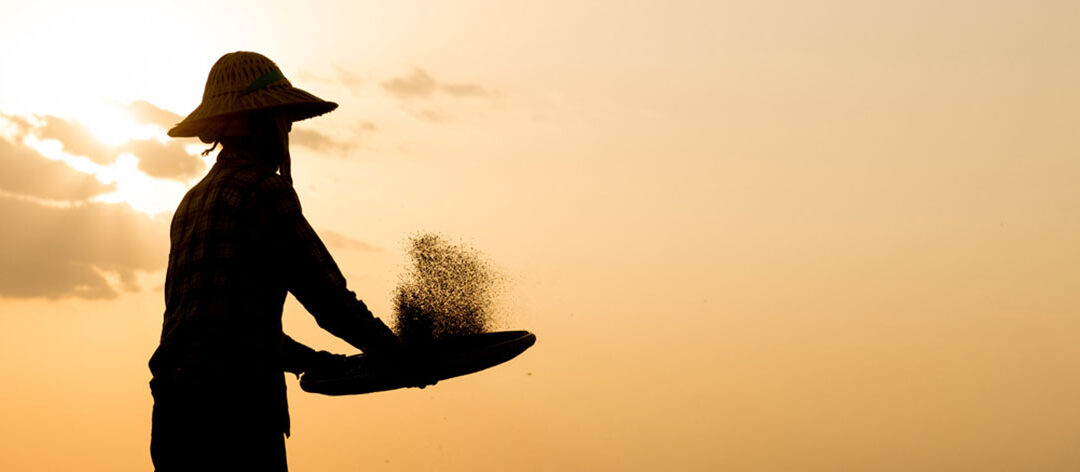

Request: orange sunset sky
left=1, top=1, right=1078, bottom=470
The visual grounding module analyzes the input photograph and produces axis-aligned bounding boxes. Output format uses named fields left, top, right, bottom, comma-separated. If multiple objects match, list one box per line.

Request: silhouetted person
left=149, top=51, right=422, bottom=471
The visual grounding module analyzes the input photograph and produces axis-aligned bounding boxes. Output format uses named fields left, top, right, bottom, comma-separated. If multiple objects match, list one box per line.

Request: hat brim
left=167, top=85, right=337, bottom=138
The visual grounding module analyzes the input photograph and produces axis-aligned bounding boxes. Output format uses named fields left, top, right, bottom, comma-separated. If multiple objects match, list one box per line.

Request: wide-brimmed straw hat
left=168, top=51, right=337, bottom=141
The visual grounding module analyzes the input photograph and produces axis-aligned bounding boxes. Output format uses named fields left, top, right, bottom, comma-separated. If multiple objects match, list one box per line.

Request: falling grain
left=392, top=233, right=500, bottom=344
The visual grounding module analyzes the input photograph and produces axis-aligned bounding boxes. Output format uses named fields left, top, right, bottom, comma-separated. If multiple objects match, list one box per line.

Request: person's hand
left=357, top=318, right=438, bottom=389
left=390, top=350, right=438, bottom=389
left=303, top=350, right=349, bottom=377
left=360, top=318, right=406, bottom=356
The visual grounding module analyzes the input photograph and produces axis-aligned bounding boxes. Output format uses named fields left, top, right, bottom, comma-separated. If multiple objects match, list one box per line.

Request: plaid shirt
left=150, top=151, right=382, bottom=435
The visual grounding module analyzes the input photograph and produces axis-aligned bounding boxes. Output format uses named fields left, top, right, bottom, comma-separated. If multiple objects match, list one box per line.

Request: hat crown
left=202, top=51, right=293, bottom=100
left=168, top=51, right=337, bottom=139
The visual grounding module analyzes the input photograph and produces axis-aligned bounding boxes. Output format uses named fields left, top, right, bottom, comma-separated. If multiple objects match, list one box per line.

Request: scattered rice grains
left=392, top=233, right=501, bottom=344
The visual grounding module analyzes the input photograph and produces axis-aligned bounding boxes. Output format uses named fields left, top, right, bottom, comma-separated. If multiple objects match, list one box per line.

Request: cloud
left=0, top=137, right=116, bottom=201
left=8, top=108, right=202, bottom=183
left=297, top=67, right=495, bottom=122
left=442, top=83, right=489, bottom=98
left=380, top=69, right=494, bottom=122
left=290, top=129, right=349, bottom=152
left=414, top=109, right=448, bottom=122
left=0, top=255, right=117, bottom=299
left=334, top=66, right=365, bottom=89
left=293, top=69, right=330, bottom=83
left=0, top=110, right=176, bottom=299
left=123, top=139, right=204, bottom=180
left=0, top=113, right=32, bottom=138
left=38, top=115, right=116, bottom=164
left=122, top=102, right=206, bottom=180
left=128, top=100, right=184, bottom=129
left=295, top=66, right=364, bottom=92
left=297, top=66, right=491, bottom=104
left=0, top=194, right=168, bottom=299
left=381, top=68, right=490, bottom=100
left=0, top=108, right=194, bottom=300
left=382, top=69, right=438, bottom=98
left=291, top=121, right=377, bottom=155
left=318, top=229, right=379, bottom=252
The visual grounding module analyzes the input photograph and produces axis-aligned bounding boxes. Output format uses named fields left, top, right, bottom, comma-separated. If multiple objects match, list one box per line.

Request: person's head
left=168, top=51, right=337, bottom=182
left=215, top=111, right=294, bottom=181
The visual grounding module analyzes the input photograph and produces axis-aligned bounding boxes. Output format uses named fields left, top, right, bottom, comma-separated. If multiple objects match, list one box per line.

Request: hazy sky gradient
left=0, top=1, right=1078, bottom=470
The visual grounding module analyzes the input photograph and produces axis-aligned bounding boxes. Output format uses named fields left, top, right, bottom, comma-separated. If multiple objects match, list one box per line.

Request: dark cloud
left=0, top=137, right=116, bottom=201
left=381, top=68, right=490, bottom=100
left=0, top=194, right=168, bottom=299
left=124, top=139, right=204, bottom=180
left=128, top=100, right=184, bottom=129
left=318, top=229, right=379, bottom=252
left=38, top=115, right=115, bottom=164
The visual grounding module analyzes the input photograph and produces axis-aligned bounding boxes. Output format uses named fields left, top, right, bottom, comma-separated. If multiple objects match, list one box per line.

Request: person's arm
left=256, top=175, right=435, bottom=388
left=281, top=333, right=345, bottom=376
left=254, top=175, right=402, bottom=356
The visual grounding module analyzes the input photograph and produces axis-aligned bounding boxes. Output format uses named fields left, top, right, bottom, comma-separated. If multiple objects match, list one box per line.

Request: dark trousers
left=151, top=379, right=288, bottom=471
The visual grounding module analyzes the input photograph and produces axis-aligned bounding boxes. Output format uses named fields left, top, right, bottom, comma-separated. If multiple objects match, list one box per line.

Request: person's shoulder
left=214, top=160, right=277, bottom=187
left=252, top=171, right=295, bottom=197
left=250, top=171, right=301, bottom=213
left=200, top=161, right=286, bottom=196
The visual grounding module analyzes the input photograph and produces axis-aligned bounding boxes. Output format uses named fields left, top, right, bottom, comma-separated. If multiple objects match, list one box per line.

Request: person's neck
left=217, top=144, right=279, bottom=172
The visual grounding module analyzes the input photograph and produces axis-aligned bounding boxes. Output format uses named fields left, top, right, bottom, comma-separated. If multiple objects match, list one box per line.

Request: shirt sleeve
left=253, top=174, right=389, bottom=352
left=281, top=333, right=319, bottom=375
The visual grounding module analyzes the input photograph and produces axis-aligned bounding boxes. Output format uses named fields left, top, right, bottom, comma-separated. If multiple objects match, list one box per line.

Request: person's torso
left=151, top=158, right=289, bottom=389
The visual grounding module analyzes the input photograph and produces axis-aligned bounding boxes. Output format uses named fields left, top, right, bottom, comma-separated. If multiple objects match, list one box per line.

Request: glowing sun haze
left=1, top=1, right=1078, bottom=471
